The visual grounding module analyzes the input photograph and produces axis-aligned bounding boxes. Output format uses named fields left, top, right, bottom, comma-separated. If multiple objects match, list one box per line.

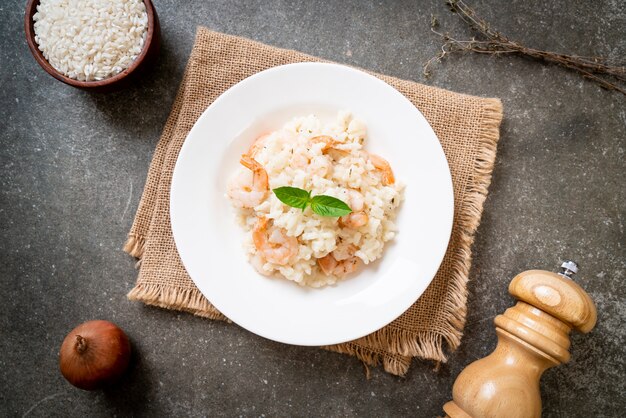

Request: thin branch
left=425, top=0, right=626, bottom=95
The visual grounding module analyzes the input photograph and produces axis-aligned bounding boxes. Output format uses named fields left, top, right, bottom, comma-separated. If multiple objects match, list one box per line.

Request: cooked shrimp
left=227, top=155, right=269, bottom=208
left=310, top=135, right=339, bottom=152
left=248, top=133, right=270, bottom=158
left=317, top=252, right=361, bottom=277
left=369, top=154, right=395, bottom=185
left=338, top=189, right=368, bottom=228
left=252, top=217, right=299, bottom=266
left=310, top=135, right=349, bottom=157
left=340, top=211, right=369, bottom=228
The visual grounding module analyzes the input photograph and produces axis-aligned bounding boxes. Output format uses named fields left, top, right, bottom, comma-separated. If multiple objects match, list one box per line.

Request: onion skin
left=59, top=320, right=131, bottom=390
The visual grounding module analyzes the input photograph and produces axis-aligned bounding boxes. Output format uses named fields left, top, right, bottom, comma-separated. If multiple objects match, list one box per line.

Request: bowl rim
left=24, top=0, right=156, bottom=88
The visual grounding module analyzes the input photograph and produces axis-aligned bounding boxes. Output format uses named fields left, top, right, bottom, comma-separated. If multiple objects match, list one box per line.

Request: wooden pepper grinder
left=443, top=261, right=597, bottom=418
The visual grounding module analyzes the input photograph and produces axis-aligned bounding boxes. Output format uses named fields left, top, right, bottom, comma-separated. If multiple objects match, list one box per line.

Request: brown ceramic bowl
left=24, top=0, right=160, bottom=91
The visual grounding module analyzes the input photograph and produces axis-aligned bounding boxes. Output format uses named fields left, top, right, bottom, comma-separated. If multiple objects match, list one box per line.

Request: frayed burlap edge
left=123, top=234, right=145, bottom=258
left=323, top=98, right=503, bottom=376
left=127, top=283, right=228, bottom=321
left=327, top=342, right=413, bottom=377
left=439, top=98, right=504, bottom=351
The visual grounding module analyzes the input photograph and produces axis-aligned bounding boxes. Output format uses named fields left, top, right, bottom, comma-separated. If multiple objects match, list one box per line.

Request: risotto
left=227, top=111, right=405, bottom=287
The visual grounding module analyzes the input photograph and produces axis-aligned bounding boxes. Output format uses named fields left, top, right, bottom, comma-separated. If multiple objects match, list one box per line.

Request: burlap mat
left=124, top=27, right=503, bottom=376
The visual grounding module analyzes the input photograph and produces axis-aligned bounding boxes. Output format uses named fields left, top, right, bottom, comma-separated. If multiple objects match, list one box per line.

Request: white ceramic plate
left=171, top=63, right=453, bottom=346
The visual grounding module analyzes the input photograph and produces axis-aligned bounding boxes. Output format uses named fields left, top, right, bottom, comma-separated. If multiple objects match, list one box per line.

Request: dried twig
left=425, top=0, right=626, bottom=95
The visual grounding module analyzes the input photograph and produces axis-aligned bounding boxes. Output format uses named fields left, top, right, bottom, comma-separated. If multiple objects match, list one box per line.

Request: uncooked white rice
left=227, top=111, right=405, bottom=288
left=33, top=0, right=148, bottom=81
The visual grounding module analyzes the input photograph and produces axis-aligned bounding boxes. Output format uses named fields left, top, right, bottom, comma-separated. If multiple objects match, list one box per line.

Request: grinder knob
left=508, top=261, right=596, bottom=334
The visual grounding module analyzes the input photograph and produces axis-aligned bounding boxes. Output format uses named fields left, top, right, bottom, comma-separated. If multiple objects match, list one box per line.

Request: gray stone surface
left=1, top=0, right=625, bottom=416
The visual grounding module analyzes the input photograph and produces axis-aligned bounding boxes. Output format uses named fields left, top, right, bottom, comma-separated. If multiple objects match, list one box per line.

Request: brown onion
left=59, top=320, right=131, bottom=390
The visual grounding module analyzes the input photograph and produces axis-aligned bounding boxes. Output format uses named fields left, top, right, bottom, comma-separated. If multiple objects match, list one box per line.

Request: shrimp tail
left=240, top=155, right=269, bottom=190
left=239, top=154, right=257, bottom=170
left=370, top=154, right=395, bottom=185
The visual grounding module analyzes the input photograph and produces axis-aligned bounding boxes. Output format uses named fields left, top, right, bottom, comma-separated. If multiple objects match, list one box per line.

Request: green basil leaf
left=273, top=187, right=311, bottom=210
left=310, top=195, right=353, bottom=217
